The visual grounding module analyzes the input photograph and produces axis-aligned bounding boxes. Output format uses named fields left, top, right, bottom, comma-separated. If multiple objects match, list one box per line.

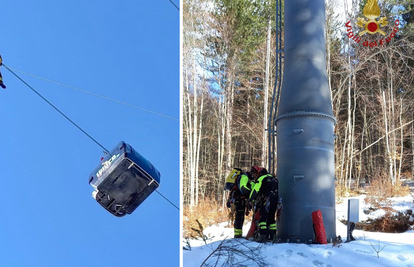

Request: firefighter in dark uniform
left=0, top=55, right=6, bottom=89
left=225, top=168, right=255, bottom=238
left=249, top=168, right=279, bottom=243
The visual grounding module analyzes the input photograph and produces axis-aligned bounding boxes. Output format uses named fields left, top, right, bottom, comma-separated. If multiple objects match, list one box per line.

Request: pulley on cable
left=89, top=141, right=161, bottom=217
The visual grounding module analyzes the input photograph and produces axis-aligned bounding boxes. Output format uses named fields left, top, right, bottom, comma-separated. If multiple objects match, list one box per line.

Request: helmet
left=258, top=168, right=269, bottom=176
left=250, top=166, right=263, bottom=175
left=250, top=166, right=264, bottom=180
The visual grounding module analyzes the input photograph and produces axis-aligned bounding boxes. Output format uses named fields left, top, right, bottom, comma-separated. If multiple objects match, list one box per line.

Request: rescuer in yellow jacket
left=249, top=168, right=279, bottom=243
left=225, top=168, right=256, bottom=238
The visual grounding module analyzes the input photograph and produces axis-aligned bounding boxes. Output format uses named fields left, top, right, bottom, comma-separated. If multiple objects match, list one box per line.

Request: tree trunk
left=345, top=68, right=352, bottom=190
left=225, top=62, right=236, bottom=174
left=382, top=90, right=394, bottom=185
left=348, top=74, right=357, bottom=189
left=262, top=18, right=271, bottom=168
left=398, top=98, right=403, bottom=185
left=412, top=119, right=414, bottom=178
left=357, top=104, right=366, bottom=189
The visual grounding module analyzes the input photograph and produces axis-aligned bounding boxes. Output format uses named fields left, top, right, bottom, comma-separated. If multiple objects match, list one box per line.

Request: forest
left=182, top=0, right=414, bottom=211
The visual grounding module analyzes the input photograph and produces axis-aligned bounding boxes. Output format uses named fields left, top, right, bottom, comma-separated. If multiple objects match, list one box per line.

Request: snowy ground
left=183, top=190, right=414, bottom=267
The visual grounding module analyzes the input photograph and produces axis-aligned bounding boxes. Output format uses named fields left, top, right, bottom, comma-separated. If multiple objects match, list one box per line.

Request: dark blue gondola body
left=89, top=141, right=160, bottom=217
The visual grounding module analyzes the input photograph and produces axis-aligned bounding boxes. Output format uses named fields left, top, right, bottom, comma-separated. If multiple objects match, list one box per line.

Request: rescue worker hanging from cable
left=225, top=168, right=255, bottom=238
left=0, top=55, right=6, bottom=89
left=248, top=167, right=281, bottom=243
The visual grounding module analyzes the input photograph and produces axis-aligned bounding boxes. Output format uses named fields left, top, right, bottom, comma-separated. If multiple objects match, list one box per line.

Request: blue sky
left=0, top=1, right=179, bottom=266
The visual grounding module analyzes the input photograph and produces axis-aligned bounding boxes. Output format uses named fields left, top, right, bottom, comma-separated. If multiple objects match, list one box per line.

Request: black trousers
left=234, top=198, right=246, bottom=236
left=258, top=195, right=278, bottom=239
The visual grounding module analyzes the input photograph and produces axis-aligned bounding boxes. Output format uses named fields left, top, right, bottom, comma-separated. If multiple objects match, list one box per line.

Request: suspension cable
left=6, top=66, right=178, bottom=121
left=155, top=189, right=179, bottom=210
left=168, top=0, right=179, bottom=10
left=3, top=63, right=110, bottom=154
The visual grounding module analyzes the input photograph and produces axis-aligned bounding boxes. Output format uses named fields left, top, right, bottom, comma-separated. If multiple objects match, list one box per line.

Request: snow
left=183, top=191, right=414, bottom=267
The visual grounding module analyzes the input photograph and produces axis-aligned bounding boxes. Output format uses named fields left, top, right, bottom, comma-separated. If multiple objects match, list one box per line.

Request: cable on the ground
left=3, top=63, right=110, bottom=154
left=7, top=66, right=178, bottom=121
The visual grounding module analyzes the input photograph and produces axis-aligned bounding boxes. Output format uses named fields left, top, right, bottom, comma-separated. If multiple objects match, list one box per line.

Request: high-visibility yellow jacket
left=239, top=173, right=255, bottom=197
left=249, top=174, right=278, bottom=202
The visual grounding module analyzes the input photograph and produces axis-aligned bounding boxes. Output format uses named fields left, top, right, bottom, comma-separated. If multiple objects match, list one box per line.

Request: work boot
left=234, top=235, right=242, bottom=239
left=270, top=235, right=280, bottom=244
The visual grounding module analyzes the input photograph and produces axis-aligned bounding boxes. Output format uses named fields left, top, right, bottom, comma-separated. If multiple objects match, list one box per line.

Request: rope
left=168, top=0, right=179, bottom=10
left=155, top=189, right=179, bottom=210
left=3, top=63, right=110, bottom=154
left=7, top=66, right=178, bottom=121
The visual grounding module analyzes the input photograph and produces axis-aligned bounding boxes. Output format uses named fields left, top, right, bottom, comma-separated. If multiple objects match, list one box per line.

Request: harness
left=255, top=174, right=279, bottom=211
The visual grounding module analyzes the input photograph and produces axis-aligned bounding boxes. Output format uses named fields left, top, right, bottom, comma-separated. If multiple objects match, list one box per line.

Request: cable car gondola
left=89, top=141, right=161, bottom=217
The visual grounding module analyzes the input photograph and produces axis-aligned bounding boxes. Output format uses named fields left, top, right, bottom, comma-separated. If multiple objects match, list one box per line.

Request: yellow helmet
left=225, top=168, right=242, bottom=191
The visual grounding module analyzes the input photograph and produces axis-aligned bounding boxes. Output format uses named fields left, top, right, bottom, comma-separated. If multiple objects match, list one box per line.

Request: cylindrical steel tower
left=276, top=0, right=336, bottom=243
